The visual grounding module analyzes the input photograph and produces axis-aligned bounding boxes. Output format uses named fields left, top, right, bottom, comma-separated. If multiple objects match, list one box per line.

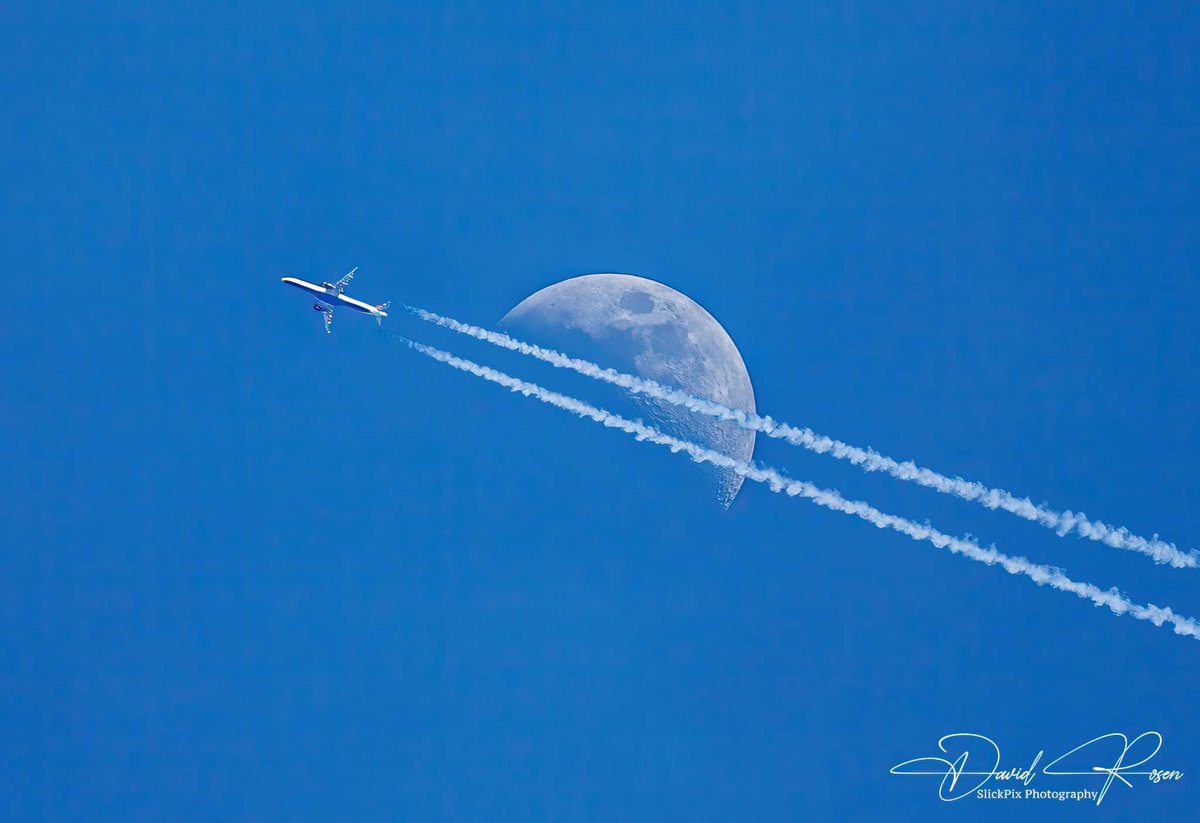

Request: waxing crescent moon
left=500, top=273, right=757, bottom=507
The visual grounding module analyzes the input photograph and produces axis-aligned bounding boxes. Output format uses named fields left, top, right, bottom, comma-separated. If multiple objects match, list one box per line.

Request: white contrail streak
left=403, top=305, right=1197, bottom=570
left=382, top=330, right=1200, bottom=642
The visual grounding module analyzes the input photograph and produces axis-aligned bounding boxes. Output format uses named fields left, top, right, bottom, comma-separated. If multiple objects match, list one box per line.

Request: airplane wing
left=332, top=266, right=358, bottom=293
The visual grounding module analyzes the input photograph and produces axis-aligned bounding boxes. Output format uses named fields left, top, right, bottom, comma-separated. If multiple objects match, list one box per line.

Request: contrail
left=403, top=305, right=1197, bottom=570
left=381, top=329, right=1200, bottom=642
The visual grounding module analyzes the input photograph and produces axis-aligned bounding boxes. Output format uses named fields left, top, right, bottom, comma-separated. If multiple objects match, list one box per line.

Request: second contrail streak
left=403, top=304, right=1197, bottom=570
left=381, top=329, right=1200, bottom=642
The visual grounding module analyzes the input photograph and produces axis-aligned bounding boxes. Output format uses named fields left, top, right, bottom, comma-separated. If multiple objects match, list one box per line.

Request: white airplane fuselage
left=280, top=276, right=389, bottom=318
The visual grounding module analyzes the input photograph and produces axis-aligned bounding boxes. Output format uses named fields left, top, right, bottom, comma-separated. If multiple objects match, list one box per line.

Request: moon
left=500, top=273, right=756, bottom=507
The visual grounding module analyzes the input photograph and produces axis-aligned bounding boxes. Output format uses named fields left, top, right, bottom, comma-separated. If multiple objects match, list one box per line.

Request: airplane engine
left=313, top=303, right=326, bottom=312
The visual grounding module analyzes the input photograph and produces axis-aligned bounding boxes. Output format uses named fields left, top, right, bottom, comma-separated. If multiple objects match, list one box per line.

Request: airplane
left=280, top=267, right=390, bottom=334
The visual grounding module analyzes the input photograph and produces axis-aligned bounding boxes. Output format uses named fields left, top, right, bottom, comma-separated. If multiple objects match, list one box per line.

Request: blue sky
left=3, top=2, right=1198, bottom=819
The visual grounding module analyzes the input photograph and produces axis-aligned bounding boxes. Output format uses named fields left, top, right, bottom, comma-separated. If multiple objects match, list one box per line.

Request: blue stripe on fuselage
left=336, top=293, right=376, bottom=313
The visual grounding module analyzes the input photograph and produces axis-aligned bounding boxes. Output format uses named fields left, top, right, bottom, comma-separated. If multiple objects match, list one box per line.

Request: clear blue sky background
left=4, top=2, right=1199, bottom=820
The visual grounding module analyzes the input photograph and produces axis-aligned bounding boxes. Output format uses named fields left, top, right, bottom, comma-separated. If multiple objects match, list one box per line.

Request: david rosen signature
left=890, top=732, right=1183, bottom=805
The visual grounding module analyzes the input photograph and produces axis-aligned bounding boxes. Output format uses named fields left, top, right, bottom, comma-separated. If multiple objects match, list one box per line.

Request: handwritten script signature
left=890, top=732, right=1182, bottom=805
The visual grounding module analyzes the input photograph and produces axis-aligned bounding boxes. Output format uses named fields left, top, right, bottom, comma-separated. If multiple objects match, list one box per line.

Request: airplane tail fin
left=376, top=301, right=391, bottom=326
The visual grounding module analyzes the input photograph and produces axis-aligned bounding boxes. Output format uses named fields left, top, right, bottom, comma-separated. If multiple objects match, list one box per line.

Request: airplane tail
left=376, top=301, right=391, bottom=325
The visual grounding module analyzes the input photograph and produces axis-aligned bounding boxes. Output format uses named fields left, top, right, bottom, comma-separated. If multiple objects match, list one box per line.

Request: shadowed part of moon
left=499, top=273, right=756, bottom=507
